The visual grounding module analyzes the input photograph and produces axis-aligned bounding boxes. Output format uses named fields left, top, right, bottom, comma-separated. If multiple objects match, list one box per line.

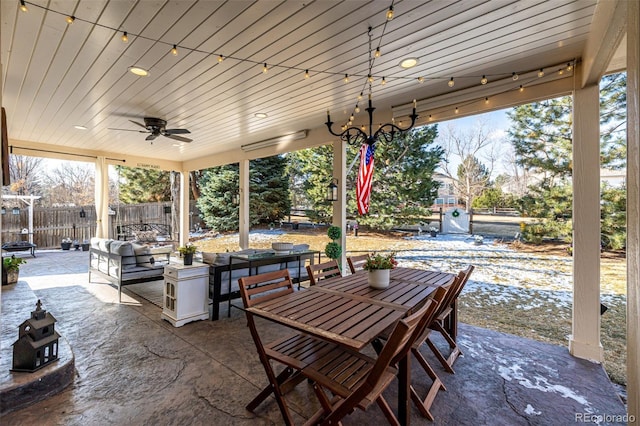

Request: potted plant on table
left=2, top=255, right=27, bottom=285
left=178, top=243, right=197, bottom=266
left=363, top=252, right=397, bottom=289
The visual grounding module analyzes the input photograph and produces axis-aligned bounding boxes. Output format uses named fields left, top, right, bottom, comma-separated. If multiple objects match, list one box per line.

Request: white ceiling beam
left=581, top=0, right=627, bottom=87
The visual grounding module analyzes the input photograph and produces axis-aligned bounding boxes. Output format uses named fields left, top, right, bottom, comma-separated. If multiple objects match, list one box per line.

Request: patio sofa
left=88, top=237, right=171, bottom=302
left=202, top=244, right=311, bottom=320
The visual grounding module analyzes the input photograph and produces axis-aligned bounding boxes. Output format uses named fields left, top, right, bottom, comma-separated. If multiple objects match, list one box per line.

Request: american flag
left=356, top=143, right=375, bottom=215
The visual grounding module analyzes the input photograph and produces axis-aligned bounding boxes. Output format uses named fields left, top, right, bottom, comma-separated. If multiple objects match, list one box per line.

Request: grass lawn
left=194, top=226, right=627, bottom=386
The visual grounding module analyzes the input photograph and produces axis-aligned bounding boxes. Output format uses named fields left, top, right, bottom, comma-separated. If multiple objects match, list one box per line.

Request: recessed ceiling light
left=254, top=113, right=268, bottom=118
left=128, top=66, right=149, bottom=77
left=399, top=58, right=419, bottom=69
left=74, top=125, right=87, bottom=130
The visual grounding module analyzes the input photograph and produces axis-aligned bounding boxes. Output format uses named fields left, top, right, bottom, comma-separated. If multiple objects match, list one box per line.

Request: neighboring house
left=601, top=168, right=626, bottom=187
left=432, top=173, right=458, bottom=207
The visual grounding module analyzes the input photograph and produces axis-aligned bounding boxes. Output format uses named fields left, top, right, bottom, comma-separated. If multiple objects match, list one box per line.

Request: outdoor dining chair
left=374, top=277, right=456, bottom=420
left=425, top=265, right=474, bottom=374
left=306, top=259, right=341, bottom=286
left=238, top=269, right=335, bottom=425
left=346, top=253, right=369, bottom=274
left=300, top=297, right=440, bottom=426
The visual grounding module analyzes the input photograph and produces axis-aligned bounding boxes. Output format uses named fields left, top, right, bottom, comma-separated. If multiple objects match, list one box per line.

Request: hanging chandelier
left=325, top=26, right=418, bottom=146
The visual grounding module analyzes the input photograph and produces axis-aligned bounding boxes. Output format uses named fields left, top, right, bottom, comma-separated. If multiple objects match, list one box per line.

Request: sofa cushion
left=132, top=243, right=151, bottom=256
left=110, top=241, right=134, bottom=256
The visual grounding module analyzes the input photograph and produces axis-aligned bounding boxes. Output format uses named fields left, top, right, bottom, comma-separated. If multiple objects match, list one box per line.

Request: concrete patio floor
left=1, top=249, right=627, bottom=425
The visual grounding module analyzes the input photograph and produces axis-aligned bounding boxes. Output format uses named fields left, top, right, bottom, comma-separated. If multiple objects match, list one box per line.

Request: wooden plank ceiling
left=1, top=0, right=598, bottom=164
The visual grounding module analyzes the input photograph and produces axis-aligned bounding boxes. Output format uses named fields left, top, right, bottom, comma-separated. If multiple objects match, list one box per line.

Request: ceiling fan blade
left=164, top=128, right=191, bottom=135
left=165, top=134, right=192, bottom=143
left=129, top=120, right=148, bottom=129
left=108, top=127, right=148, bottom=133
left=145, top=134, right=158, bottom=141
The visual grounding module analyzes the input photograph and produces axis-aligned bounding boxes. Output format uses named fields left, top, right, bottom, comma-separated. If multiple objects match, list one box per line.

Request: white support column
left=332, top=139, right=347, bottom=272
left=239, top=159, right=250, bottom=250
left=627, top=0, right=640, bottom=417
left=569, top=76, right=603, bottom=362
left=179, top=171, right=190, bottom=247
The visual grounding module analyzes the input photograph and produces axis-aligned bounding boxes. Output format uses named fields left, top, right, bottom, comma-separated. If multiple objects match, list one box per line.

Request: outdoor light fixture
left=163, top=206, right=171, bottom=214
left=79, top=207, right=86, bottom=218
left=1, top=207, right=6, bottom=215
left=326, top=179, right=338, bottom=202
left=325, top=27, right=417, bottom=146
left=128, top=66, right=149, bottom=77
left=12, top=207, right=20, bottom=215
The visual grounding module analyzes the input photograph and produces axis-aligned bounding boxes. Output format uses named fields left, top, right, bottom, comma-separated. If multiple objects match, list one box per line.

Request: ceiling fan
left=109, top=117, right=192, bottom=143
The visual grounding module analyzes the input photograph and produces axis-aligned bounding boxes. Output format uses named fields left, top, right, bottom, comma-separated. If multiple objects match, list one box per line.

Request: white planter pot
left=368, top=269, right=390, bottom=289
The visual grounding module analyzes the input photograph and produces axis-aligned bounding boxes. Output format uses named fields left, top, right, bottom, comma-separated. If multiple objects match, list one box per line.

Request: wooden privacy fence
left=1, top=202, right=201, bottom=249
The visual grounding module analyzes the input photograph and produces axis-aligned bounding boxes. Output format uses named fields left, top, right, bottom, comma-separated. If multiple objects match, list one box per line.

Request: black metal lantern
left=163, top=205, right=171, bottom=214
left=326, top=179, right=338, bottom=202
left=1, top=206, right=5, bottom=215
left=12, top=300, right=60, bottom=372
left=12, top=207, right=20, bottom=215
left=79, top=207, right=86, bottom=218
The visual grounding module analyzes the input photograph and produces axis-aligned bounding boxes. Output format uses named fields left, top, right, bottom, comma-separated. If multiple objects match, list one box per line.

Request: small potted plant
left=61, top=237, right=72, bottom=251
left=363, top=252, right=397, bottom=289
left=81, top=239, right=90, bottom=251
left=2, top=255, right=27, bottom=285
left=429, top=226, right=438, bottom=238
left=178, top=243, right=197, bottom=265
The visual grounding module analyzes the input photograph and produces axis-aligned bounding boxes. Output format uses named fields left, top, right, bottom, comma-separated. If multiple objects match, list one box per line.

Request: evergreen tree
left=196, top=156, right=291, bottom=231
left=289, top=126, right=443, bottom=228
left=116, top=166, right=171, bottom=203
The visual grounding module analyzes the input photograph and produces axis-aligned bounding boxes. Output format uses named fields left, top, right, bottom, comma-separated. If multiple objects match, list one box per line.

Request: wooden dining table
left=246, top=267, right=455, bottom=425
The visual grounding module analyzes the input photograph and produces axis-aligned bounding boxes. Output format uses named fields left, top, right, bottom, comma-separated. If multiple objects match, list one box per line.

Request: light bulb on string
left=566, top=62, right=573, bottom=72
left=512, top=72, right=519, bottom=81
left=558, top=68, right=564, bottom=75
left=217, top=55, right=224, bottom=63
left=263, top=63, right=268, bottom=73
left=368, top=74, right=374, bottom=83
left=485, top=97, right=489, bottom=104
left=19, top=0, right=28, bottom=12
left=480, top=75, right=488, bottom=85
left=304, top=70, right=310, bottom=79
left=121, top=32, right=128, bottom=43
left=448, top=77, right=455, bottom=87
left=358, top=92, right=363, bottom=101
left=344, top=74, right=349, bottom=83
left=537, top=68, right=544, bottom=77
left=355, top=105, right=360, bottom=113
left=171, top=45, right=178, bottom=56
left=417, top=76, right=424, bottom=83
left=386, top=5, right=394, bottom=20
left=381, top=77, right=386, bottom=85
left=455, top=107, right=459, bottom=114
left=66, top=15, right=75, bottom=24
left=519, top=85, right=524, bottom=92
left=375, top=48, right=381, bottom=58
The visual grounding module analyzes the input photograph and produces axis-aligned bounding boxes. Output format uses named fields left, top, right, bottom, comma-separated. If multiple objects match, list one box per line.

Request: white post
left=332, top=140, right=347, bottom=272
left=569, top=73, right=603, bottom=362
left=94, top=157, right=109, bottom=239
left=239, top=159, right=250, bottom=250
left=627, top=0, right=640, bottom=417
left=27, top=196, right=35, bottom=245
left=179, top=171, right=190, bottom=248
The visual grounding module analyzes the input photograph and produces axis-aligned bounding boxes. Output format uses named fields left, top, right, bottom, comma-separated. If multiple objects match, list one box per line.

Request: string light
left=519, top=85, right=524, bottom=92
left=355, top=105, right=360, bottom=113
left=19, top=0, right=28, bottom=12
left=485, top=97, right=489, bottom=104
left=65, top=15, right=75, bottom=24
left=304, top=69, right=310, bottom=79
left=566, top=62, right=573, bottom=72
left=350, top=115, right=354, bottom=122
left=417, top=76, right=424, bottom=83
left=386, top=5, right=394, bottom=20
left=171, top=44, right=178, bottom=56
left=358, top=92, right=363, bottom=101
left=121, top=31, right=128, bottom=43
left=263, top=63, right=268, bottom=73
left=368, top=74, right=374, bottom=83
left=481, top=75, right=488, bottom=85
left=455, top=107, right=459, bottom=114
left=217, top=55, right=224, bottom=63
left=344, top=74, right=349, bottom=83
left=381, top=77, right=386, bottom=85
left=558, top=68, right=564, bottom=75
left=537, top=68, right=544, bottom=77
left=375, top=48, right=381, bottom=58
left=512, top=72, right=519, bottom=81
left=448, top=77, right=455, bottom=87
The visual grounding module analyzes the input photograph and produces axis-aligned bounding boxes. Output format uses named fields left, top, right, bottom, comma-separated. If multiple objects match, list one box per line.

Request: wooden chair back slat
left=306, top=259, right=341, bottom=286
left=239, top=269, right=294, bottom=308
left=347, top=254, right=369, bottom=274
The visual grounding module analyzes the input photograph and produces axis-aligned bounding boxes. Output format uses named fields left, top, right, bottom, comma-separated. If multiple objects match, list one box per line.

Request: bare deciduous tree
left=8, top=155, right=43, bottom=195
left=44, top=162, right=95, bottom=207
left=439, top=121, right=497, bottom=211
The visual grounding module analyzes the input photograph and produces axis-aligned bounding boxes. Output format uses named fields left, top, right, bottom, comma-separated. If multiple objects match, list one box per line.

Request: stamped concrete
left=0, top=250, right=627, bottom=425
